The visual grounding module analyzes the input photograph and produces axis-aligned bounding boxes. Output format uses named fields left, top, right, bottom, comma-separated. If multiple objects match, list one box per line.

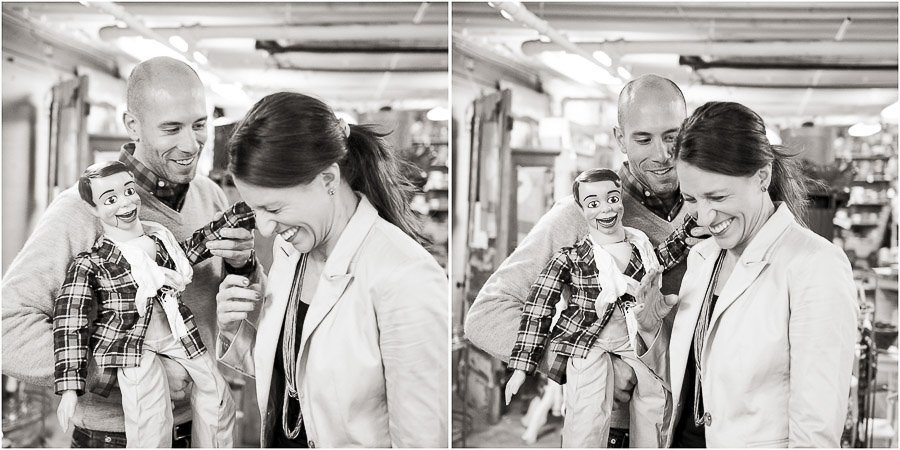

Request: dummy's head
left=573, top=169, right=626, bottom=242
left=79, top=161, right=143, bottom=235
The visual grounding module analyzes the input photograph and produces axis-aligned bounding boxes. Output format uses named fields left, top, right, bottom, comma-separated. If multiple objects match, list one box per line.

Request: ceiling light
left=881, top=101, right=898, bottom=123
left=848, top=122, right=882, bottom=137
left=541, top=52, right=619, bottom=86
left=592, top=50, right=612, bottom=67
left=617, top=66, right=632, bottom=80
left=193, top=51, right=208, bottom=65
left=426, top=107, right=450, bottom=121
left=499, top=10, right=514, bottom=22
left=212, top=116, right=237, bottom=127
left=168, top=35, right=189, bottom=52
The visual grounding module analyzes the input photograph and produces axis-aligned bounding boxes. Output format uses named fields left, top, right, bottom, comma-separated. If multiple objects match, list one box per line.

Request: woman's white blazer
left=643, top=203, right=858, bottom=447
left=219, top=196, right=448, bottom=447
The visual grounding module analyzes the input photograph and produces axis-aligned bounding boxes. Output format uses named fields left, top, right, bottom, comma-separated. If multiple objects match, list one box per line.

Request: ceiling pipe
left=521, top=39, right=899, bottom=60
left=488, top=1, right=620, bottom=94
left=98, top=23, right=448, bottom=43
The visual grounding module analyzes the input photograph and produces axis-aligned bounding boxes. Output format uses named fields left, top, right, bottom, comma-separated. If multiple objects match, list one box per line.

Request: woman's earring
left=328, top=188, right=335, bottom=196
left=761, top=185, right=768, bottom=192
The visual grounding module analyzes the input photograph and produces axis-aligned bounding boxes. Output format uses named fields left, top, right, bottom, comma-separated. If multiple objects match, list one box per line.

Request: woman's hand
left=632, top=267, right=679, bottom=337
left=216, top=274, right=261, bottom=334
left=57, top=390, right=77, bottom=431
left=505, top=370, right=527, bottom=405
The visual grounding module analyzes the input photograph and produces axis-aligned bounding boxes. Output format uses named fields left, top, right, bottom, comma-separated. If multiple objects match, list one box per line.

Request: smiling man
left=2, top=56, right=257, bottom=448
left=465, top=74, right=692, bottom=447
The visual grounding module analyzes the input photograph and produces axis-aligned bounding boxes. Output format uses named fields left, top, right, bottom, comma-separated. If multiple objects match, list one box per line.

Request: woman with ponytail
left=214, top=92, right=447, bottom=447
left=633, top=102, right=858, bottom=447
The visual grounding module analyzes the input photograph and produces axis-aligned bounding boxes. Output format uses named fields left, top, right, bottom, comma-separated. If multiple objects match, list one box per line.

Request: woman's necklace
left=281, top=253, right=308, bottom=440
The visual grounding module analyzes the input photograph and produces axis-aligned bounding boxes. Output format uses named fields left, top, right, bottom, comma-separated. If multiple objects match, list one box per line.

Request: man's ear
left=613, top=126, right=627, bottom=154
left=122, top=110, right=141, bottom=142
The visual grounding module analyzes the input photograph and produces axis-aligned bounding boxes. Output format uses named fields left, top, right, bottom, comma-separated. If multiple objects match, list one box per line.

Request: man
left=2, top=56, right=256, bottom=447
left=464, top=74, right=694, bottom=447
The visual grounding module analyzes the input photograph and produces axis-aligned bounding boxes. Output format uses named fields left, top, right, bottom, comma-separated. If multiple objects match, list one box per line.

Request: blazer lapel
left=255, top=238, right=300, bottom=411
left=297, top=195, right=379, bottom=362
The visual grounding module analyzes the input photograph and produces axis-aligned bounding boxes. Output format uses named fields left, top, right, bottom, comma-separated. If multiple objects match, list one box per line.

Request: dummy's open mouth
left=596, top=215, right=618, bottom=228
left=116, top=208, right=138, bottom=223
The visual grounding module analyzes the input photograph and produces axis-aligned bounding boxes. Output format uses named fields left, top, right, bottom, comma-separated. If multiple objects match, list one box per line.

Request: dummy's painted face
left=89, top=171, right=142, bottom=232
left=579, top=180, right=625, bottom=239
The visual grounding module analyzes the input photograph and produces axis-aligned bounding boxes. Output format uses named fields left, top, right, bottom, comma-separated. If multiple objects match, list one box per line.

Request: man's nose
left=650, top=137, right=672, bottom=162
left=181, top=128, right=201, bottom=153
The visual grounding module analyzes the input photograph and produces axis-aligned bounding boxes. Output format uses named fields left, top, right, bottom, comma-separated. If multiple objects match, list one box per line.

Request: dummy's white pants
left=562, top=336, right=667, bottom=448
left=117, top=326, right=235, bottom=448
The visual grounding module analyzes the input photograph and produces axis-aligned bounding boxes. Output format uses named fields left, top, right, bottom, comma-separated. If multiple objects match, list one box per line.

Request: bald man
left=2, top=56, right=257, bottom=447
left=465, top=75, right=697, bottom=447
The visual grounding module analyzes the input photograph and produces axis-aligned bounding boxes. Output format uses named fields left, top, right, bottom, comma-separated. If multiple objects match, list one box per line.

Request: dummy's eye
left=104, top=196, right=117, bottom=206
left=124, top=187, right=136, bottom=196
left=586, top=200, right=600, bottom=208
left=608, top=195, right=621, bottom=204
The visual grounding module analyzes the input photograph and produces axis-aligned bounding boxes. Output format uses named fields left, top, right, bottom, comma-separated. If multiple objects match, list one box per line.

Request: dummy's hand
left=57, top=390, right=78, bottom=431
left=611, top=356, right=637, bottom=403
left=206, top=210, right=255, bottom=268
left=505, top=370, right=527, bottom=405
left=632, top=267, right=679, bottom=337
left=160, top=357, right=192, bottom=402
left=216, top=275, right=261, bottom=335
left=686, top=216, right=711, bottom=247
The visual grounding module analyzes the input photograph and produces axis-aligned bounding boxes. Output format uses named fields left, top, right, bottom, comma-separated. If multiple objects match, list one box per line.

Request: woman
left=635, top=101, right=858, bottom=447
left=215, top=92, right=448, bottom=447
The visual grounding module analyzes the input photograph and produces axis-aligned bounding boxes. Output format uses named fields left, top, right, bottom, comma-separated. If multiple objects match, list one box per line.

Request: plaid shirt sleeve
left=181, top=201, right=256, bottom=266
left=508, top=250, right=572, bottom=376
left=53, top=255, right=96, bottom=395
left=654, top=214, right=698, bottom=272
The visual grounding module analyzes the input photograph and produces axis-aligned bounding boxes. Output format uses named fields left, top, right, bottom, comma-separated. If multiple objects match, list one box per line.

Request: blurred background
left=1, top=2, right=448, bottom=447
left=450, top=2, right=898, bottom=447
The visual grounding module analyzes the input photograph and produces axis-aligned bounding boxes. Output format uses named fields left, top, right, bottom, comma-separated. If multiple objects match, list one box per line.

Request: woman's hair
left=573, top=168, right=621, bottom=207
left=79, top=160, right=131, bottom=206
left=673, top=101, right=811, bottom=225
left=228, top=92, right=424, bottom=242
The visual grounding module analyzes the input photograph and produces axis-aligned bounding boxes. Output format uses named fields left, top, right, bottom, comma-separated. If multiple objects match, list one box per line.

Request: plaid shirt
left=119, top=142, right=188, bottom=211
left=509, top=219, right=695, bottom=385
left=620, top=163, right=684, bottom=222
left=53, top=202, right=255, bottom=397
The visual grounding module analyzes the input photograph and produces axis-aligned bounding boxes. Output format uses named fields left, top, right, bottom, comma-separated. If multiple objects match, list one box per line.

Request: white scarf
left=590, top=227, right=661, bottom=349
left=111, top=221, right=193, bottom=340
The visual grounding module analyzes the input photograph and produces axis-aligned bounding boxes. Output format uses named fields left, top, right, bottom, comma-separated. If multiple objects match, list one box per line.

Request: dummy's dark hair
left=78, top=160, right=132, bottom=207
left=673, top=101, right=811, bottom=225
left=227, top=91, right=424, bottom=243
left=573, top=169, right=621, bottom=207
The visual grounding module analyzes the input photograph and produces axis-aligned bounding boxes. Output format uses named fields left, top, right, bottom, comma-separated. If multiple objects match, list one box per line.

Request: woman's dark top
left=268, top=300, right=311, bottom=448
left=672, top=294, right=718, bottom=448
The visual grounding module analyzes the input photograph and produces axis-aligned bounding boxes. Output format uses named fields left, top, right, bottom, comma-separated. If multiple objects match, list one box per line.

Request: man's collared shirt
left=620, top=163, right=683, bottom=222
left=119, top=142, right=189, bottom=212
left=53, top=202, right=255, bottom=397
left=508, top=222, right=693, bottom=385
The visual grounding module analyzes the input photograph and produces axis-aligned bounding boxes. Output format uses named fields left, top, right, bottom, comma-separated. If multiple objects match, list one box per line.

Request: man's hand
left=632, top=268, right=679, bottom=337
left=57, top=390, right=78, bottom=431
left=611, top=356, right=637, bottom=403
left=160, top=357, right=193, bottom=402
left=206, top=227, right=254, bottom=268
left=505, top=370, right=527, bottom=405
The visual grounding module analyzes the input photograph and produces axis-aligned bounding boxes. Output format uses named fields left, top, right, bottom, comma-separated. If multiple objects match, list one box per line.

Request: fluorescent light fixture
left=541, top=52, right=620, bottom=86
left=848, top=122, right=882, bottom=137
left=499, top=9, right=514, bottom=21
left=592, top=50, right=612, bottom=67
left=212, top=116, right=237, bottom=127
left=617, top=66, right=632, bottom=80
left=117, top=37, right=187, bottom=64
left=881, top=101, right=898, bottom=123
left=193, top=51, right=208, bottom=65
left=211, top=82, right=250, bottom=104
left=168, top=35, right=189, bottom=52
left=426, top=107, right=450, bottom=121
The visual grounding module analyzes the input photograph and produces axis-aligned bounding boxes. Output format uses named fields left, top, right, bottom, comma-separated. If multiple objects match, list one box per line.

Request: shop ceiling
left=453, top=2, right=898, bottom=126
left=2, top=2, right=448, bottom=111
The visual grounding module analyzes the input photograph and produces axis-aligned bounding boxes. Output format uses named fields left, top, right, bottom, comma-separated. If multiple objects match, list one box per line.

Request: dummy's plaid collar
left=118, top=142, right=188, bottom=211
left=619, top=162, right=683, bottom=222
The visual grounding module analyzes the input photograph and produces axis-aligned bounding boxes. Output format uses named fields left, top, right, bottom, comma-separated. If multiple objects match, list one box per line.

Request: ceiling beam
left=98, top=23, right=447, bottom=43
left=679, top=56, right=898, bottom=72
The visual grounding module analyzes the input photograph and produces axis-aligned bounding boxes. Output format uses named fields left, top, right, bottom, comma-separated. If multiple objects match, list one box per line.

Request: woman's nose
left=696, top=203, right=717, bottom=227
left=254, top=212, right=276, bottom=237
